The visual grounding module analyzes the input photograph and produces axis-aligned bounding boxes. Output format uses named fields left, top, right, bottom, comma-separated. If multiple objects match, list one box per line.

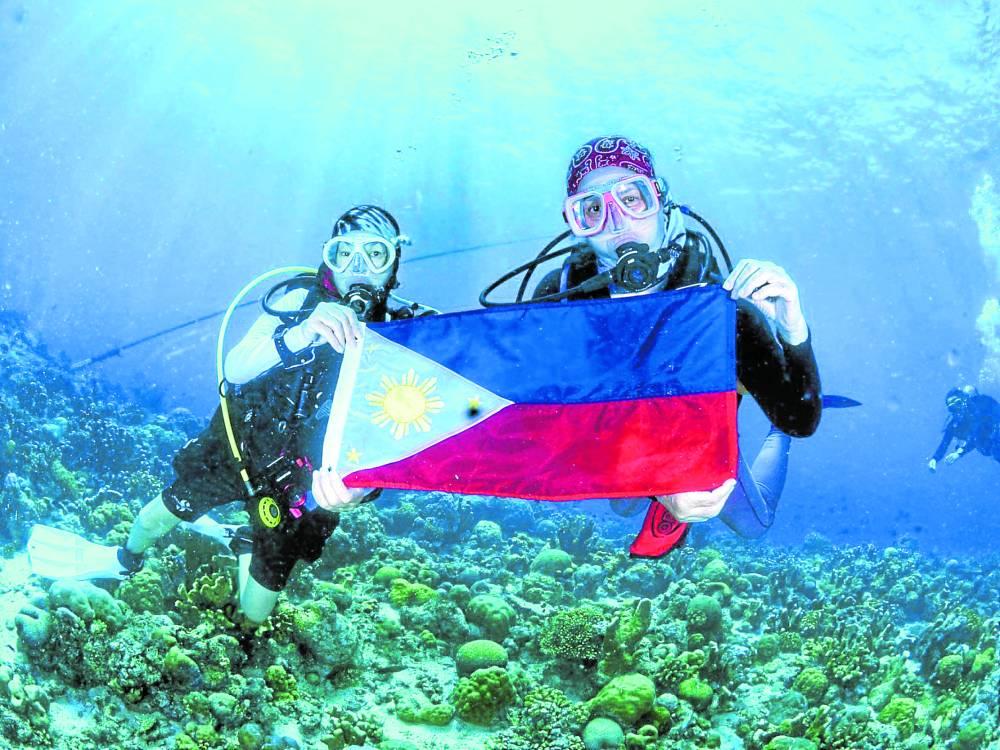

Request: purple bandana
left=566, top=136, right=655, bottom=195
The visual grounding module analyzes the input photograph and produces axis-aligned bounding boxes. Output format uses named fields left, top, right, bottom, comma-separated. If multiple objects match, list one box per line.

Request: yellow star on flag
left=345, top=447, right=361, bottom=464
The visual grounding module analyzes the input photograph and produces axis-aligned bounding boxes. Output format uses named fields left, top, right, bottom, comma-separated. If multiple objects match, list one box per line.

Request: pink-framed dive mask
left=563, top=174, right=664, bottom=237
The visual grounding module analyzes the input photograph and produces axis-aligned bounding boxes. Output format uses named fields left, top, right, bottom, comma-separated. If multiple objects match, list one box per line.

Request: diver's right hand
left=655, top=478, right=737, bottom=523
left=297, top=301, right=362, bottom=353
left=927, top=458, right=937, bottom=473
left=311, top=466, right=369, bottom=512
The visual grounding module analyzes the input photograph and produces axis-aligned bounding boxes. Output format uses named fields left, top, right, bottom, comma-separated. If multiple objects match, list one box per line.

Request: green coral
left=969, top=647, right=995, bottom=679
left=389, top=579, right=437, bottom=608
left=955, top=721, right=989, bottom=750
left=397, top=702, right=455, bottom=726
left=540, top=606, right=605, bottom=664
left=175, top=566, right=235, bottom=627
left=373, top=565, right=404, bottom=587
left=116, top=566, right=165, bottom=613
left=764, top=739, right=818, bottom=750
left=265, top=664, right=298, bottom=702
left=466, top=594, right=517, bottom=641
left=530, top=547, right=574, bottom=576
left=700, top=558, right=732, bottom=583
left=0, top=664, right=50, bottom=730
left=486, top=686, right=587, bottom=750
left=175, top=722, right=221, bottom=750
left=803, top=635, right=877, bottom=688
left=932, top=654, right=965, bottom=689
left=599, top=599, right=651, bottom=677
left=877, top=696, right=917, bottom=738
left=582, top=717, right=625, bottom=749
left=685, top=594, right=722, bottom=633
left=756, top=633, right=781, bottom=663
left=654, top=647, right=707, bottom=691
left=51, top=458, right=83, bottom=498
left=86, top=500, right=134, bottom=533
left=320, top=705, right=383, bottom=748
left=677, top=677, right=713, bottom=711
left=49, top=578, right=125, bottom=627
left=779, top=631, right=803, bottom=653
left=450, top=666, right=516, bottom=726
left=164, top=646, right=202, bottom=686
left=456, top=640, right=508, bottom=676
left=587, top=673, right=655, bottom=725
left=792, top=667, right=829, bottom=704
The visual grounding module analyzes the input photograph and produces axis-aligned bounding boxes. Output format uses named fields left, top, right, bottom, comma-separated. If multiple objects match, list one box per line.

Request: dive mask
left=322, top=231, right=399, bottom=275
left=564, top=175, right=663, bottom=237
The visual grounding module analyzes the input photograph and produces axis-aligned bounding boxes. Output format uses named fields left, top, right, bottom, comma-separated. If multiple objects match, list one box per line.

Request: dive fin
left=179, top=515, right=244, bottom=547
left=26, top=525, right=126, bottom=580
left=822, top=395, right=861, bottom=408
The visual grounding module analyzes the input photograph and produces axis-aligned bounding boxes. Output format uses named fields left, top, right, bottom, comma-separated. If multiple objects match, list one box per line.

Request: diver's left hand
left=723, top=259, right=809, bottom=345
left=311, top=466, right=369, bottom=512
left=943, top=451, right=963, bottom=466
left=655, top=478, right=737, bottom=523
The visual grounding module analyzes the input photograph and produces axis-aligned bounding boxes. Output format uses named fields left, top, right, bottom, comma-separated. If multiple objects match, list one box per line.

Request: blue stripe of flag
left=375, top=285, right=736, bottom=404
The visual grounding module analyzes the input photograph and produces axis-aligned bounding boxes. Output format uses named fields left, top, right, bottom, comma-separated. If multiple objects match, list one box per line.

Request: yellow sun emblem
left=367, top=369, right=444, bottom=440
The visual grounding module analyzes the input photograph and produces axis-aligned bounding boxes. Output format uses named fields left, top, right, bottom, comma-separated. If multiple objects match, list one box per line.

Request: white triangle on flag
left=323, top=326, right=512, bottom=475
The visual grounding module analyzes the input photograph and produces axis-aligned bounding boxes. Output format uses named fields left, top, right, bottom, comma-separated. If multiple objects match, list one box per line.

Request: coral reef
left=0, top=316, right=998, bottom=750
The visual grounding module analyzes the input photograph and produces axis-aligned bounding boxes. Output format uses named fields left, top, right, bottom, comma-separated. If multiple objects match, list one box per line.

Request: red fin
left=629, top=499, right=689, bottom=558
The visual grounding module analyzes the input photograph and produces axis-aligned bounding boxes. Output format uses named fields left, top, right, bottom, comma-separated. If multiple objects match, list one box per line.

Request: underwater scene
left=1, top=2, right=999, bottom=749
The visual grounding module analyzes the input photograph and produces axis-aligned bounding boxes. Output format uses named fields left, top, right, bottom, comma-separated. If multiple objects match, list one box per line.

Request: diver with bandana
left=526, top=136, right=826, bottom=556
left=29, top=206, right=435, bottom=625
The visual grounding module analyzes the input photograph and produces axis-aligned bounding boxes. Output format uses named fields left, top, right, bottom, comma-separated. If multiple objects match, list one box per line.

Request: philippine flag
left=319, top=285, right=738, bottom=502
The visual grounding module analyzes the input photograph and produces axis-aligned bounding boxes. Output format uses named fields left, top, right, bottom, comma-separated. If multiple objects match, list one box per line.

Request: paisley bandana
left=566, top=136, right=655, bottom=195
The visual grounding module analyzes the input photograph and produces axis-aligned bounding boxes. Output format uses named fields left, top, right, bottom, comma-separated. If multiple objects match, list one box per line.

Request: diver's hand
left=311, top=466, right=369, bottom=512
left=943, top=451, right=962, bottom=466
left=723, top=259, right=808, bottom=345
left=655, top=478, right=737, bottom=523
left=297, top=301, right=362, bottom=354
left=927, top=458, right=937, bottom=473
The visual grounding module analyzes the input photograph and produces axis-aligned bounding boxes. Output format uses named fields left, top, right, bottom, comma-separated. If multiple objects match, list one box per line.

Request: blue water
left=1, top=0, right=998, bottom=562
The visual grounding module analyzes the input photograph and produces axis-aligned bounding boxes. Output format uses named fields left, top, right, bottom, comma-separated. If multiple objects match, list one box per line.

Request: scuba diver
left=928, top=385, right=1000, bottom=471
left=483, top=135, right=840, bottom=557
left=28, top=205, right=436, bottom=624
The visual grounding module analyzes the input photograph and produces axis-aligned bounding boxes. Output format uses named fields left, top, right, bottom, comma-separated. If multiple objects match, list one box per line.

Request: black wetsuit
left=532, top=233, right=823, bottom=437
left=932, top=394, right=1000, bottom=463
left=161, top=292, right=435, bottom=590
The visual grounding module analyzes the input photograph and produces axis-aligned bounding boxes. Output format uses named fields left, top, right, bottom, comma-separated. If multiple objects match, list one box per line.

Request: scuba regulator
left=342, top=283, right=387, bottom=319
left=609, top=241, right=682, bottom=293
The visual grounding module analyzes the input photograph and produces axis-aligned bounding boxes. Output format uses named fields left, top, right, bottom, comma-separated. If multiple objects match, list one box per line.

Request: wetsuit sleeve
left=736, top=301, right=822, bottom=437
left=931, top=420, right=956, bottom=461
left=224, top=288, right=312, bottom=385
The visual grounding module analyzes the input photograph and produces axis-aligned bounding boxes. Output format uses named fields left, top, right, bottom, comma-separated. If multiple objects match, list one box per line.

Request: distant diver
left=27, top=205, right=436, bottom=625
left=484, top=135, right=839, bottom=556
left=928, top=385, right=1000, bottom=471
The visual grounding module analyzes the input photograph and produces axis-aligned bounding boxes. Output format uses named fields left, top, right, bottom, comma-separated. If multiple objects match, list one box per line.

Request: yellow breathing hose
left=215, top=266, right=316, bottom=493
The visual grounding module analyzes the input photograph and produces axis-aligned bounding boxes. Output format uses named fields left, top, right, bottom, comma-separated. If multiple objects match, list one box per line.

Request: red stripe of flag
left=344, top=391, right=737, bottom=500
